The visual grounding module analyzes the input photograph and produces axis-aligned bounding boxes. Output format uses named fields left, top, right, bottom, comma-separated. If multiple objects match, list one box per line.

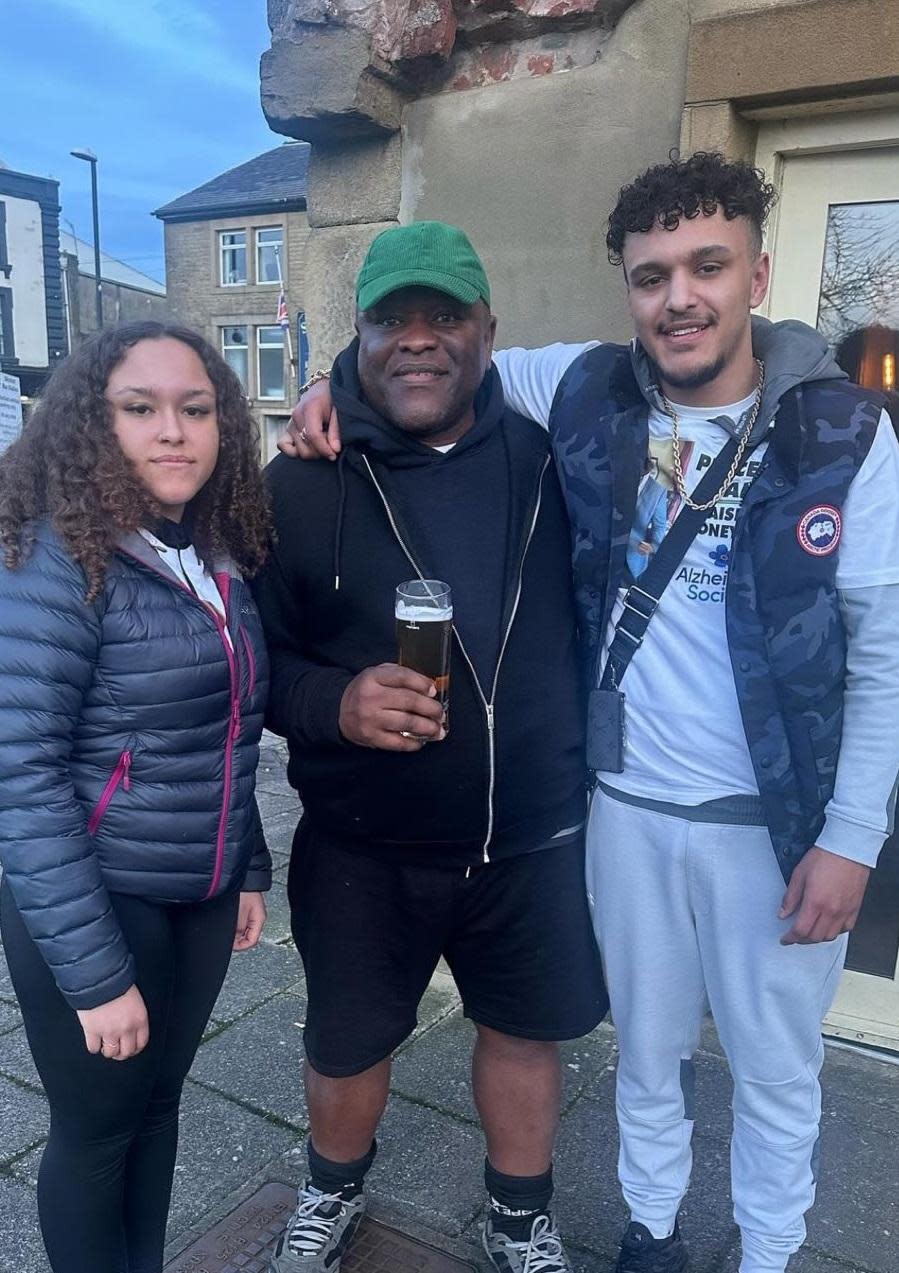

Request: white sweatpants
left=586, top=788, right=847, bottom=1273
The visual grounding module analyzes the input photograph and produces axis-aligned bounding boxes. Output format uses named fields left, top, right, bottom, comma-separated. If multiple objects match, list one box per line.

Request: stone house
left=259, top=0, right=899, bottom=1049
left=154, top=142, right=311, bottom=460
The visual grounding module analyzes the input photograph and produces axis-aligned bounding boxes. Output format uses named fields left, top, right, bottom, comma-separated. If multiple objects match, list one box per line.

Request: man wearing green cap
left=252, top=222, right=607, bottom=1273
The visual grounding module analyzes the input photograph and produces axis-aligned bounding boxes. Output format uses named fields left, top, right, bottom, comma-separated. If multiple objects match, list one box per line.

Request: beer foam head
left=396, top=598, right=452, bottom=623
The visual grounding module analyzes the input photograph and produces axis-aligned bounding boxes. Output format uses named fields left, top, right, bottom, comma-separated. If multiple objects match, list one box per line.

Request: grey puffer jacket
left=0, top=522, right=270, bottom=1010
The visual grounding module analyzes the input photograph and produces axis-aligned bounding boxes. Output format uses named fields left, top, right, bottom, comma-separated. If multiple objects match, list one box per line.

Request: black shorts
left=287, top=820, right=608, bottom=1077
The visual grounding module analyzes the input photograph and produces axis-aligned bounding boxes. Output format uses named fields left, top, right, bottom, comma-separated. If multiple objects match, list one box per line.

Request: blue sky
left=1, top=0, right=281, bottom=284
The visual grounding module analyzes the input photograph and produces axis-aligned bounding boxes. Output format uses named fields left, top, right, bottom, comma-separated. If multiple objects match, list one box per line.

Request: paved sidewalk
left=1, top=735, right=897, bottom=1272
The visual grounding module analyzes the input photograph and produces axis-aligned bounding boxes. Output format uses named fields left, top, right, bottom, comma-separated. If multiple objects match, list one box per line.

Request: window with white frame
left=219, top=230, right=247, bottom=286
left=221, top=326, right=249, bottom=389
left=257, top=325, right=285, bottom=399
left=256, top=227, right=283, bottom=285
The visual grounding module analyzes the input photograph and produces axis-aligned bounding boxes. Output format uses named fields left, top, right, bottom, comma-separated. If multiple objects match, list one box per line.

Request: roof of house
left=59, top=231, right=166, bottom=296
left=153, top=142, right=310, bottom=222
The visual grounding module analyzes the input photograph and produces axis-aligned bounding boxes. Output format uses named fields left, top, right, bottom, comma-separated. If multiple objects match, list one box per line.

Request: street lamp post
left=70, top=148, right=103, bottom=330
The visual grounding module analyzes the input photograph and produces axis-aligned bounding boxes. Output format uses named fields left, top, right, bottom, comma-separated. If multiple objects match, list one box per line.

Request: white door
left=757, top=114, right=899, bottom=1049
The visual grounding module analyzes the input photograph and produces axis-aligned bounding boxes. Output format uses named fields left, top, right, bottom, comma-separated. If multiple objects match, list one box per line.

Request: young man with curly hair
left=290, top=154, right=899, bottom=1273
left=493, top=153, right=899, bottom=1273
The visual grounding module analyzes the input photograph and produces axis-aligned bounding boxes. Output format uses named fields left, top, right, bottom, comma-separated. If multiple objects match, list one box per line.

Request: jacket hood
left=330, top=338, right=505, bottom=469
left=630, top=316, right=847, bottom=442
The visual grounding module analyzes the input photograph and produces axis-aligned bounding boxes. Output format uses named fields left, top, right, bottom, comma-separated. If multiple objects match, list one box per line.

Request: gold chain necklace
left=660, top=358, right=766, bottom=513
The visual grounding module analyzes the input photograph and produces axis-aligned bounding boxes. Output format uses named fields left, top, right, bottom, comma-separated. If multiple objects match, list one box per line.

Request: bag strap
left=597, top=434, right=741, bottom=692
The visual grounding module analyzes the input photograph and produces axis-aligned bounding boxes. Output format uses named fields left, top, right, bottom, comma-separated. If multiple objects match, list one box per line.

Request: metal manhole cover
left=164, top=1182, right=478, bottom=1272
left=343, top=1217, right=478, bottom=1271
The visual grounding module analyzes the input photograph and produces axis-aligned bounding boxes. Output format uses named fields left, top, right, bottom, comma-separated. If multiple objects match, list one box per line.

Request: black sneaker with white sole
left=615, top=1220, right=689, bottom=1273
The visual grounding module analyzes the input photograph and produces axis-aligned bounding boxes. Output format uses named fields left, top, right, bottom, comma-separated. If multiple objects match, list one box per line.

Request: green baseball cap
left=356, top=221, right=491, bottom=312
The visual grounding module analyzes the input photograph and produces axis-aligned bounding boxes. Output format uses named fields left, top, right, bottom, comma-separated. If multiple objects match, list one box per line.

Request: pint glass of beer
left=395, top=580, right=452, bottom=736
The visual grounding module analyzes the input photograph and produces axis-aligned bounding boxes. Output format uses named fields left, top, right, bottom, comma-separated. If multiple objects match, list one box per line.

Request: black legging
left=0, top=879, right=239, bottom=1273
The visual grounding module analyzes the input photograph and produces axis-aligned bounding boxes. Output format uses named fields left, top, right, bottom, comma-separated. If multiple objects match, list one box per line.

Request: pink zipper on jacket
left=87, top=750, right=132, bottom=836
left=205, top=587, right=241, bottom=901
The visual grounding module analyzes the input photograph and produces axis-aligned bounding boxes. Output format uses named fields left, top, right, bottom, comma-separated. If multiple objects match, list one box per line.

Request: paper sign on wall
left=0, top=372, right=23, bottom=453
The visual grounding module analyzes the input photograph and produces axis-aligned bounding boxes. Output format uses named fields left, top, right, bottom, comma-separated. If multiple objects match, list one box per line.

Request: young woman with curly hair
left=0, top=320, right=273, bottom=1273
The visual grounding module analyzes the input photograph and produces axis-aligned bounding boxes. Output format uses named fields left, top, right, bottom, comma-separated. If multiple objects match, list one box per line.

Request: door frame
left=755, top=107, right=899, bottom=1050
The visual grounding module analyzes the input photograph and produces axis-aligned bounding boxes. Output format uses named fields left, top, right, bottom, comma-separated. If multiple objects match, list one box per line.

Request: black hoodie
left=253, top=345, right=586, bottom=868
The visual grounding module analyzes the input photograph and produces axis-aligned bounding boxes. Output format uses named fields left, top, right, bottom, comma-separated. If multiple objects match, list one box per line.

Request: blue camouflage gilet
left=548, top=343, right=882, bottom=879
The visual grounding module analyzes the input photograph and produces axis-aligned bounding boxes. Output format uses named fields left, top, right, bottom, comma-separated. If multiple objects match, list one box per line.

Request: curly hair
left=0, top=320, right=271, bottom=600
left=606, top=151, right=777, bottom=267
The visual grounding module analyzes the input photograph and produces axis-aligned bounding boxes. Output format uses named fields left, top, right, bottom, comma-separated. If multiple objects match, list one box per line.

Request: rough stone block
left=303, top=222, right=398, bottom=367
left=261, top=31, right=406, bottom=144
left=396, top=0, right=458, bottom=67
left=308, top=135, right=403, bottom=228
left=680, top=100, right=756, bottom=165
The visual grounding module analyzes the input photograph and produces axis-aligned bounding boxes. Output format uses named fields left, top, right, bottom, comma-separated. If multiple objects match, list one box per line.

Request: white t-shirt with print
left=494, top=343, right=899, bottom=857
left=598, top=391, right=768, bottom=801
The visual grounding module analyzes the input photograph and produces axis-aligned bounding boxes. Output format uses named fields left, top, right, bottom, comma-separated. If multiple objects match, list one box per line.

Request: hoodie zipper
left=87, top=749, right=132, bottom=837
left=361, top=452, right=549, bottom=863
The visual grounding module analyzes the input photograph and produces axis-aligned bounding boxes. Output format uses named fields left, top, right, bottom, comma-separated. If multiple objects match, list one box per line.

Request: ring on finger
left=299, top=426, right=309, bottom=443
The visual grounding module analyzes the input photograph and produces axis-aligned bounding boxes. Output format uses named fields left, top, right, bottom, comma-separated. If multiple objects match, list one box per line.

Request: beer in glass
left=395, top=580, right=452, bottom=735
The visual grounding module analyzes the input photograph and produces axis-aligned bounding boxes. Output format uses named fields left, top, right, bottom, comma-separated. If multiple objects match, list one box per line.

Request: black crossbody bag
left=586, top=435, right=742, bottom=774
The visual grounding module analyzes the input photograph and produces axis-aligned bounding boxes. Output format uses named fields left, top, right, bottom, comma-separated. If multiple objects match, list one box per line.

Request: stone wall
left=260, top=0, right=899, bottom=363
left=63, top=254, right=170, bottom=346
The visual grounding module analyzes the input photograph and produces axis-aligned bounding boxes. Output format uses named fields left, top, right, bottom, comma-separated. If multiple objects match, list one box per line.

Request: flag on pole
left=276, top=289, right=290, bottom=330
